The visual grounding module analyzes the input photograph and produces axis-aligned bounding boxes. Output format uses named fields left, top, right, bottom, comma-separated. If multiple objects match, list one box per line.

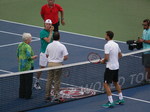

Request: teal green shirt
left=40, top=29, right=53, bottom=53
left=142, top=28, right=150, bottom=54
left=17, top=42, right=34, bottom=71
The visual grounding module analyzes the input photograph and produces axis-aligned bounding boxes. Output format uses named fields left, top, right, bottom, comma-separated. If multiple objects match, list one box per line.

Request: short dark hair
left=106, top=31, right=114, bottom=39
left=53, top=32, right=60, bottom=40
left=143, top=19, right=150, bottom=26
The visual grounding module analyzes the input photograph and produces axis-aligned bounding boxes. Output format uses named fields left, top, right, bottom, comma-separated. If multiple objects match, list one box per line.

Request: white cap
left=45, top=19, right=52, bottom=24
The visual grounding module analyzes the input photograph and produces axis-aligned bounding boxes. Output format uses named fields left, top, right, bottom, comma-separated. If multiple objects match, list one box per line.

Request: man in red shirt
left=41, top=0, right=65, bottom=32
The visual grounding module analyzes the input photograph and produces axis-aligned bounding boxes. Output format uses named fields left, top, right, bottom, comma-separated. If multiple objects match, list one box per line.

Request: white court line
left=0, top=30, right=104, bottom=51
left=0, top=30, right=39, bottom=39
left=0, top=30, right=40, bottom=48
left=0, top=19, right=126, bottom=44
left=0, top=69, right=13, bottom=74
left=0, top=40, right=39, bottom=48
left=112, top=93, right=150, bottom=104
left=62, top=42, right=104, bottom=51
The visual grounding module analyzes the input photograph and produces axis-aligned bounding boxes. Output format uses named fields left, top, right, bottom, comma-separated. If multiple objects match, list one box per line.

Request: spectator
left=100, top=31, right=124, bottom=108
left=34, top=19, right=54, bottom=90
left=45, top=32, right=68, bottom=102
left=41, top=0, right=65, bottom=32
left=138, top=19, right=150, bottom=83
left=17, top=33, right=37, bottom=99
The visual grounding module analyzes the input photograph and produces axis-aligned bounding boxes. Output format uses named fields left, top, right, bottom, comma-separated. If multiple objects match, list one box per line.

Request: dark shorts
left=104, top=68, right=119, bottom=83
left=142, top=54, right=150, bottom=68
left=52, top=22, right=60, bottom=32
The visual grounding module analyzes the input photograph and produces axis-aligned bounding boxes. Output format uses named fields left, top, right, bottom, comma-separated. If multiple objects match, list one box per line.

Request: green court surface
left=0, top=0, right=150, bottom=41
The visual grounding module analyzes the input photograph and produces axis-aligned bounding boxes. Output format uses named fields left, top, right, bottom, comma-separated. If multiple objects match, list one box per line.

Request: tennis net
left=0, top=48, right=150, bottom=112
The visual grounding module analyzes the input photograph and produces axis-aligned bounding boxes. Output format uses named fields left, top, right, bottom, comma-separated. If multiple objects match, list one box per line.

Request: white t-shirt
left=46, top=41, right=68, bottom=63
left=104, top=40, right=121, bottom=70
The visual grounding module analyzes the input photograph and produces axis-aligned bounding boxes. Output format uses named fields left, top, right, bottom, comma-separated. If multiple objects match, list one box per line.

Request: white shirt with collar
left=46, top=41, right=68, bottom=63
left=104, top=40, right=121, bottom=70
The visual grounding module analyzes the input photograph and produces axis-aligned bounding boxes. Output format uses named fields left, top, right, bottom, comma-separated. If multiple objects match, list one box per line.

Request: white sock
left=108, top=96, right=113, bottom=103
left=118, top=92, right=123, bottom=100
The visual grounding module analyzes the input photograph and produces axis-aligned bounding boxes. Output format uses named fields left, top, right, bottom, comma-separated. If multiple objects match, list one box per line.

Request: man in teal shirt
left=138, top=19, right=150, bottom=83
left=34, top=19, right=54, bottom=89
left=17, top=33, right=37, bottom=99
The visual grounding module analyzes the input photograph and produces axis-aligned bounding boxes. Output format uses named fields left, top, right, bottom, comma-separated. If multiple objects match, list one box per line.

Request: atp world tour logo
left=51, top=87, right=96, bottom=99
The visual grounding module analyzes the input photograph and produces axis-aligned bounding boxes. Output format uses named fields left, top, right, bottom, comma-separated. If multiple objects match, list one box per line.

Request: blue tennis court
left=0, top=20, right=149, bottom=112
left=28, top=85, right=150, bottom=112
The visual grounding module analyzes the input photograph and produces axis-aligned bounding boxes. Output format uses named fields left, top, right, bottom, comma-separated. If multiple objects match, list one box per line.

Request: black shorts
left=52, top=22, right=60, bottom=32
left=142, top=54, right=150, bottom=68
left=104, top=68, right=119, bottom=84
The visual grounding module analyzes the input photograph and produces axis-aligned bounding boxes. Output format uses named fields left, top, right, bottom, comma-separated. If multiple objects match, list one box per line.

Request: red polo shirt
left=41, top=4, right=63, bottom=24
